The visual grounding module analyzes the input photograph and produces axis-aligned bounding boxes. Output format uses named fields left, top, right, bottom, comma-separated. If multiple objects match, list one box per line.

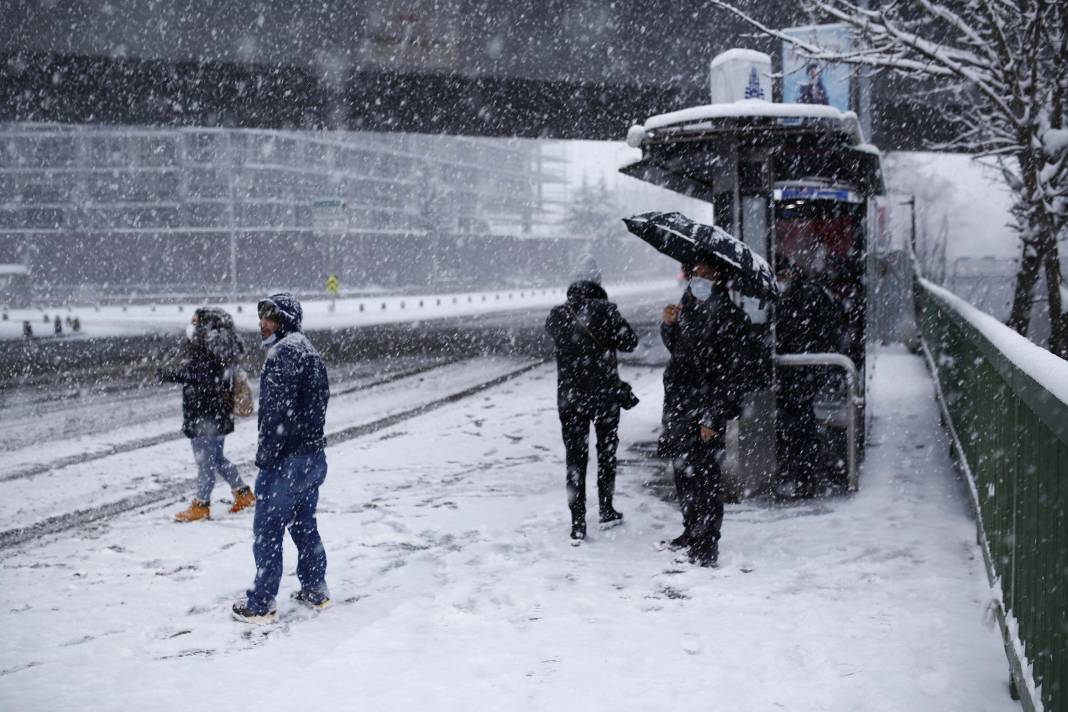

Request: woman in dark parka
left=159, top=307, right=255, bottom=522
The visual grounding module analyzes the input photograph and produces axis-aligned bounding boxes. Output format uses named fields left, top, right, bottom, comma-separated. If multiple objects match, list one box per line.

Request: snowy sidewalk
left=0, top=347, right=1014, bottom=711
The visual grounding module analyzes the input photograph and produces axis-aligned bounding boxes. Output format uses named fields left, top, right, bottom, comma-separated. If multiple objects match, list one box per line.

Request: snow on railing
left=922, top=279, right=1068, bottom=408
left=918, top=277, right=1066, bottom=712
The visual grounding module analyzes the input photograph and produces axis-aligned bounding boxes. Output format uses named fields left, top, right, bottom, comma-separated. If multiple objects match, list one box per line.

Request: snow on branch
left=709, top=0, right=1067, bottom=347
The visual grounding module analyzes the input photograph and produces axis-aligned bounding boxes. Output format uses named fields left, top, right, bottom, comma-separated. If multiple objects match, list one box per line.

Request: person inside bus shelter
left=773, top=256, right=843, bottom=497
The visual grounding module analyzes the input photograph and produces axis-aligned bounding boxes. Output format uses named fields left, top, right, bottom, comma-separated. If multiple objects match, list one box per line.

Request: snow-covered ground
left=0, top=356, right=536, bottom=537
left=0, top=346, right=1014, bottom=711
left=0, top=280, right=676, bottom=341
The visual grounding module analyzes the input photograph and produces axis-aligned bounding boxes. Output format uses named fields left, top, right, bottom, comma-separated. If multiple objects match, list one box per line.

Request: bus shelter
left=621, top=102, right=885, bottom=495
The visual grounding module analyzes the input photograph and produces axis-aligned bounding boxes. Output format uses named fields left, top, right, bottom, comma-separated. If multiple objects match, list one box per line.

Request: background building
left=0, top=124, right=604, bottom=299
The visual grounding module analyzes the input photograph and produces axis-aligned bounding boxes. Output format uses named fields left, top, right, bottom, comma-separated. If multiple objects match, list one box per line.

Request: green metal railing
left=919, top=279, right=1067, bottom=712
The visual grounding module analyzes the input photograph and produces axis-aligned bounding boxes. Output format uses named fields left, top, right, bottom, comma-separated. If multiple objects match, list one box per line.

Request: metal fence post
left=225, top=132, right=237, bottom=298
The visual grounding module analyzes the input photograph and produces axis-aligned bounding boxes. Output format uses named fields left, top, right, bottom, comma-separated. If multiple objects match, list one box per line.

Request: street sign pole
left=313, top=198, right=346, bottom=313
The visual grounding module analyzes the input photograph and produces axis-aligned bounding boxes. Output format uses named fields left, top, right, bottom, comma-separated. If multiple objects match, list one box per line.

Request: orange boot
left=229, top=487, right=256, bottom=514
left=174, top=499, right=211, bottom=522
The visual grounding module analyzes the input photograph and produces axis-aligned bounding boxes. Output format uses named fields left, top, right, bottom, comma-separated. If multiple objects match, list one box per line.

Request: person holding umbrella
left=624, top=212, right=775, bottom=567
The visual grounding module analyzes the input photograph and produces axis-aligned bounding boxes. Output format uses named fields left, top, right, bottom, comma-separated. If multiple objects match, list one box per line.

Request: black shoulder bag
left=566, top=306, right=639, bottom=410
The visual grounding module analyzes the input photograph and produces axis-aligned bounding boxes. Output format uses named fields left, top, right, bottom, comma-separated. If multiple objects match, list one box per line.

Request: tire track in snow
left=0, top=356, right=468, bottom=484
left=0, top=359, right=548, bottom=550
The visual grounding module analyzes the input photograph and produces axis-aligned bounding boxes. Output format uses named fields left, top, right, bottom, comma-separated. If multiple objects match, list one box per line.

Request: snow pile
left=922, top=277, right=1068, bottom=404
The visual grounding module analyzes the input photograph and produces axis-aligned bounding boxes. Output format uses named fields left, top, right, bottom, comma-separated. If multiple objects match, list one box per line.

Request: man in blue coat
left=232, top=292, right=331, bottom=624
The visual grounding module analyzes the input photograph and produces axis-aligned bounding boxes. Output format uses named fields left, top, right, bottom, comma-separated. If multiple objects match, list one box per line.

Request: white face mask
left=261, top=332, right=279, bottom=350
left=689, top=276, right=714, bottom=301
left=185, top=323, right=197, bottom=341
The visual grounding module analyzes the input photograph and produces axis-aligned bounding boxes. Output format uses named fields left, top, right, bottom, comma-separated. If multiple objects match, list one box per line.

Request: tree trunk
left=1007, top=241, right=1042, bottom=336
left=1043, top=243, right=1067, bottom=358
left=1007, top=141, right=1051, bottom=339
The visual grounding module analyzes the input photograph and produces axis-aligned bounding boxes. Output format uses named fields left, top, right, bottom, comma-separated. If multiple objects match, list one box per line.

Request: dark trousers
left=559, top=401, right=620, bottom=524
left=672, top=447, right=724, bottom=560
left=777, top=398, right=821, bottom=493
left=246, top=451, right=328, bottom=613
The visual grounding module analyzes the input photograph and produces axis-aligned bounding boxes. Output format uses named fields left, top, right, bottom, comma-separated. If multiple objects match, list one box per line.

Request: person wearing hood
left=658, top=260, right=760, bottom=567
left=545, top=259, right=639, bottom=543
left=158, top=306, right=254, bottom=523
left=232, top=292, right=331, bottom=624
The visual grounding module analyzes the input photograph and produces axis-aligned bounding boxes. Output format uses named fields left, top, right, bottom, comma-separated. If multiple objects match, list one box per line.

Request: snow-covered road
left=0, top=347, right=1014, bottom=711
left=0, top=280, right=677, bottom=341
left=0, top=356, right=540, bottom=546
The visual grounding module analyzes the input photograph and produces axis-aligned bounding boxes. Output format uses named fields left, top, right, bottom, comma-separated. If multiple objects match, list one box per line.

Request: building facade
left=0, top=123, right=572, bottom=299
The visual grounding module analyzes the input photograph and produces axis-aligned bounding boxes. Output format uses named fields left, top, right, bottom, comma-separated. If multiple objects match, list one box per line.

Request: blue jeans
left=246, top=451, right=328, bottom=613
left=190, top=436, right=245, bottom=502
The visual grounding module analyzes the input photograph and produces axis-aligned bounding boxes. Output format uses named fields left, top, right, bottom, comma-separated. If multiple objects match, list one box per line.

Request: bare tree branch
left=706, top=0, right=1067, bottom=347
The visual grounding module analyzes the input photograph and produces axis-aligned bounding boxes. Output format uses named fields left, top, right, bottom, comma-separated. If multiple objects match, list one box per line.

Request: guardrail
left=918, top=277, right=1066, bottom=712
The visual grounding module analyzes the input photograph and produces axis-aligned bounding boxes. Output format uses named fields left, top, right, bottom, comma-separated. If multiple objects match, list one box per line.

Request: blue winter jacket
left=255, top=292, right=330, bottom=471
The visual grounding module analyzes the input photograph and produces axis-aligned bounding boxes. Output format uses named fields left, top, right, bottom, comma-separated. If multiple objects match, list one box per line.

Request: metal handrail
left=773, top=352, right=860, bottom=492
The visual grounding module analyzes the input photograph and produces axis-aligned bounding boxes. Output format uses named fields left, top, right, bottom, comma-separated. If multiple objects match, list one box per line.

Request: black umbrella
left=623, top=211, right=780, bottom=302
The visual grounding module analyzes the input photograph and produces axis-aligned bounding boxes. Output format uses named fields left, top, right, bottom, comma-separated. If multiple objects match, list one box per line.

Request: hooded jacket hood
left=566, top=280, right=608, bottom=303
left=191, top=306, right=244, bottom=365
left=258, top=292, right=303, bottom=340
left=573, top=254, right=602, bottom=285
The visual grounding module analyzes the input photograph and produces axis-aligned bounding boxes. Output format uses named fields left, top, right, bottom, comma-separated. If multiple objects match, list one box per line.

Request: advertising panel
left=781, top=24, right=852, bottom=113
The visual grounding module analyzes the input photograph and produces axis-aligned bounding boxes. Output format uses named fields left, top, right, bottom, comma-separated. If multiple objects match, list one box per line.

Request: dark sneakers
left=659, top=532, right=690, bottom=551
left=570, top=508, right=622, bottom=543
left=598, top=509, right=624, bottom=530
left=570, top=522, right=587, bottom=545
left=291, top=588, right=332, bottom=610
left=231, top=598, right=277, bottom=624
left=688, top=542, right=719, bottom=568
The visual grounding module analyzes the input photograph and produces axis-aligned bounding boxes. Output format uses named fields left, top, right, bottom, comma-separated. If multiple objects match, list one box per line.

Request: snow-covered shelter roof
left=0, top=264, right=29, bottom=276
left=630, top=99, right=866, bottom=146
left=621, top=99, right=884, bottom=200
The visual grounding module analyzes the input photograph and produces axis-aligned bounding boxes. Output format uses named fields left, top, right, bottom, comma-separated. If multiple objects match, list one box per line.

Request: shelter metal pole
left=858, top=0, right=873, bottom=141
left=773, top=352, right=860, bottom=492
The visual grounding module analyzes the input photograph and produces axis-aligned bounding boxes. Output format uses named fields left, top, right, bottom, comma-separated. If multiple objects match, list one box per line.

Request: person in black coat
left=659, top=260, right=760, bottom=566
left=159, top=307, right=254, bottom=523
left=774, top=258, right=843, bottom=495
left=545, top=274, right=639, bottom=542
